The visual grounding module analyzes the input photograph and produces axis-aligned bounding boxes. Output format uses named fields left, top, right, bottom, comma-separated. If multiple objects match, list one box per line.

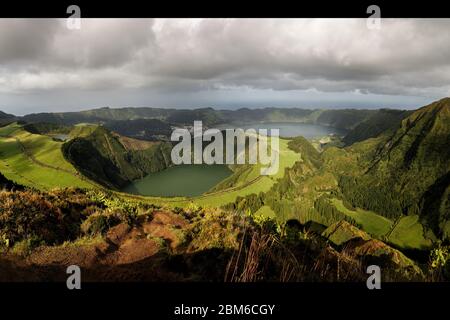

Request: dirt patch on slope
left=116, top=134, right=158, bottom=151
left=0, top=211, right=192, bottom=281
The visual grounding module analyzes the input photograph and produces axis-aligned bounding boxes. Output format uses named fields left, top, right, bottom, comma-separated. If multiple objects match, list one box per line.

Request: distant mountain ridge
left=0, top=111, right=14, bottom=118
left=0, top=110, right=16, bottom=125
left=17, top=106, right=404, bottom=134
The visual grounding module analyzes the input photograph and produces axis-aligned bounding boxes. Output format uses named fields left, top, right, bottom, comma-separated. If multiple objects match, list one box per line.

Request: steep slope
left=0, top=187, right=425, bottom=282
left=314, top=109, right=375, bottom=130
left=343, top=109, right=412, bottom=145
left=339, top=98, right=450, bottom=238
left=62, top=125, right=173, bottom=189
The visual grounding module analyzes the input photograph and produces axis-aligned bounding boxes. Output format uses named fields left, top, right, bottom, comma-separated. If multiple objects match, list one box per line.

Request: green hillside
left=314, top=109, right=375, bottom=130
left=330, top=198, right=393, bottom=238
left=219, top=98, right=450, bottom=250
left=0, top=123, right=94, bottom=190
left=23, top=122, right=72, bottom=135
left=63, top=125, right=173, bottom=189
left=388, top=215, right=434, bottom=250
left=343, top=109, right=412, bottom=145
left=338, top=98, right=450, bottom=238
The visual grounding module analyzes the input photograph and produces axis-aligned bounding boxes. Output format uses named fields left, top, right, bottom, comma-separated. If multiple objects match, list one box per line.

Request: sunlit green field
left=0, top=123, right=94, bottom=190
left=69, top=123, right=98, bottom=138
left=387, top=215, right=433, bottom=250
left=254, top=205, right=276, bottom=219
left=0, top=123, right=22, bottom=136
left=331, top=198, right=433, bottom=250
left=331, top=198, right=393, bottom=238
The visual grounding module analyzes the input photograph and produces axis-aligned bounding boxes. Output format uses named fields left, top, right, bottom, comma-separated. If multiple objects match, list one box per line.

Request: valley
left=0, top=99, right=449, bottom=282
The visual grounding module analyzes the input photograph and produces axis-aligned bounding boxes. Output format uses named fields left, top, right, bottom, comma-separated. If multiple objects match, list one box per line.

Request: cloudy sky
left=1, top=18, right=450, bottom=115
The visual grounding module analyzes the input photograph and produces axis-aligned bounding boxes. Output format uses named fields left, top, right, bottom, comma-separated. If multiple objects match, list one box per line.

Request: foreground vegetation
left=0, top=187, right=447, bottom=282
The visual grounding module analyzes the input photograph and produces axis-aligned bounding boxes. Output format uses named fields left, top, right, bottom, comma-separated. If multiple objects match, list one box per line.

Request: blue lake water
left=216, top=122, right=347, bottom=139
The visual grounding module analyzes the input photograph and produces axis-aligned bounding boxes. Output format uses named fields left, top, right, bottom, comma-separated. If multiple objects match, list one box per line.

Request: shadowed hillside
left=62, top=125, right=173, bottom=189
left=343, top=109, right=412, bottom=145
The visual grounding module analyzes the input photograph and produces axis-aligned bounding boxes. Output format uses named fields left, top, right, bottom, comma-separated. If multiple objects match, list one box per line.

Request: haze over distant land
left=1, top=19, right=450, bottom=115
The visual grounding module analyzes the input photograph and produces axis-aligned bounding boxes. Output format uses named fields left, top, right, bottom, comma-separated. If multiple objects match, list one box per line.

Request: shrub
left=428, top=243, right=450, bottom=281
left=11, top=236, right=44, bottom=255
left=0, top=190, right=86, bottom=246
left=81, top=211, right=121, bottom=236
left=188, top=210, right=244, bottom=251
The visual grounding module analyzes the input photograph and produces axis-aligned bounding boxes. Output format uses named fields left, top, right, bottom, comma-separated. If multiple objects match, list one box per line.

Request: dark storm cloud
left=0, top=19, right=59, bottom=63
left=0, top=18, right=450, bottom=114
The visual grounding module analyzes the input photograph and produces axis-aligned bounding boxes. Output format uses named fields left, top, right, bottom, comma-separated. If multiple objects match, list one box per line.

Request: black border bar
left=0, top=0, right=449, bottom=18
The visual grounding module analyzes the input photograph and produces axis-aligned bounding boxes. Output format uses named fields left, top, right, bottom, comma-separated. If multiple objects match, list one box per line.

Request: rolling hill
left=0, top=123, right=95, bottom=190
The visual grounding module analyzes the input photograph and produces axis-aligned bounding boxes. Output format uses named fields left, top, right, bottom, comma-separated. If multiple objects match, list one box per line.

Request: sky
left=1, top=18, right=450, bottom=115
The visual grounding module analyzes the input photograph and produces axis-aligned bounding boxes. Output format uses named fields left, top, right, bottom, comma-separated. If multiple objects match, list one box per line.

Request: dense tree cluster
left=338, top=175, right=403, bottom=220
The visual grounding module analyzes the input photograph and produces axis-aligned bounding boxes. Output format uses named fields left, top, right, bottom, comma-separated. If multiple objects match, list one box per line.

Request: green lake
left=122, top=164, right=232, bottom=197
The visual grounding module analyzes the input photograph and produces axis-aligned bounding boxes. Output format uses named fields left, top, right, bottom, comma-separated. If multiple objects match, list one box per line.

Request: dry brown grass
left=116, top=134, right=157, bottom=151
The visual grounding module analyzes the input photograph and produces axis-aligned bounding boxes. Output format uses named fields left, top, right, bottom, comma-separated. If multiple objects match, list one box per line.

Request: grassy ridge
left=0, top=123, right=93, bottom=190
